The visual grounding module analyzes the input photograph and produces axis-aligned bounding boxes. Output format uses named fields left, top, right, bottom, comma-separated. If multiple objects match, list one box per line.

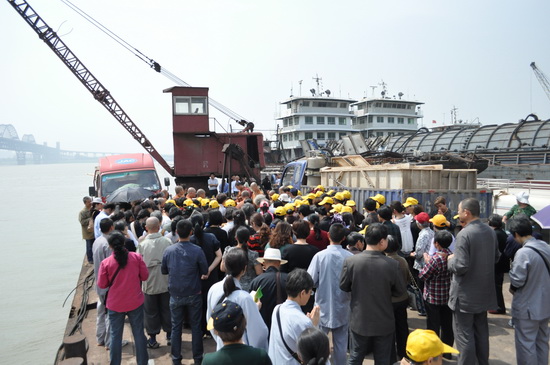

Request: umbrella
left=106, top=186, right=153, bottom=203
left=531, top=204, right=550, bottom=229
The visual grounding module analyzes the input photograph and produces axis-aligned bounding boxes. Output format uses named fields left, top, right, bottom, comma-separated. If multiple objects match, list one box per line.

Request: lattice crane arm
left=530, top=62, right=550, bottom=103
left=6, top=0, right=174, bottom=176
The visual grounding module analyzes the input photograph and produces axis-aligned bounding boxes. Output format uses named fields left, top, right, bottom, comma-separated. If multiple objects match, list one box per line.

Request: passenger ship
left=276, top=79, right=424, bottom=160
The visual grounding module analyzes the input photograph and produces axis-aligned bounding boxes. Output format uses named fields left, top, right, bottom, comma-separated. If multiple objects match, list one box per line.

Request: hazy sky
left=2, top=0, right=550, bottom=156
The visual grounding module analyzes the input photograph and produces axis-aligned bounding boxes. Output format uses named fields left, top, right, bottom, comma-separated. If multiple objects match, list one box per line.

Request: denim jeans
left=85, top=239, right=94, bottom=263
left=170, top=294, right=203, bottom=364
left=108, top=304, right=149, bottom=365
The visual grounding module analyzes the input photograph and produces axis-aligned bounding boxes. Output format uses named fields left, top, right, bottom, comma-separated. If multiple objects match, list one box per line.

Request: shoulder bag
left=276, top=306, right=303, bottom=364
left=103, top=265, right=121, bottom=307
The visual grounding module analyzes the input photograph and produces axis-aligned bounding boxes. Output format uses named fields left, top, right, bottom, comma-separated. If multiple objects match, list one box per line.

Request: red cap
left=415, top=212, right=430, bottom=224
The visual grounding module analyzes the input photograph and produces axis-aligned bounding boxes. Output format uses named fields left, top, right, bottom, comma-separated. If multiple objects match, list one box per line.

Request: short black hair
left=99, top=218, right=114, bottom=233
left=208, top=209, right=223, bottom=226
left=434, top=230, right=453, bottom=248
left=488, top=214, right=503, bottom=229
left=508, top=214, right=533, bottom=237
left=292, top=220, right=310, bottom=239
left=377, top=205, right=393, bottom=221
left=347, top=232, right=365, bottom=248
left=329, top=223, right=346, bottom=244
left=176, top=219, right=193, bottom=239
left=365, top=223, right=388, bottom=246
left=384, top=234, right=400, bottom=253
left=390, top=200, right=405, bottom=213
left=298, top=204, right=312, bottom=217
left=364, top=198, right=377, bottom=211
left=460, top=198, right=480, bottom=217
left=285, top=268, right=314, bottom=298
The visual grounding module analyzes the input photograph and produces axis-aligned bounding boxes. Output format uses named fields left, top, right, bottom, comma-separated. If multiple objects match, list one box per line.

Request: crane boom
left=7, top=0, right=174, bottom=175
left=530, top=62, right=550, bottom=103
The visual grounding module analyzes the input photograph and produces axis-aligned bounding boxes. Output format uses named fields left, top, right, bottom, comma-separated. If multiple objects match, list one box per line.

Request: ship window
left=174, top=96, right=208, bottom=115
left=376, top=132, right=384, bottom=137
left=408, top=118, right=415, bottom=124
left=328, top=117, right=336, bottom=125
left=398, top=118, right=404, bottom=124
left=317, top=132, right=325, bottom=140
left=283, top=134, right=288, bottom=141
left=294, top=132, right=299, bottom=139
left=302, top=101, right=310, bottom=106
left=339, top=117, right=346, bottom=125
left=294, top=117, right=300, bottom=125
left=317, top=117, right=325, bottom=125
left=358, top=104, right=364, bottom=110
left=288, top=134, right=293, bottom=141
left=375, top=102, right=382, bottom=107
left=368, top=116, right=373, bottom=123
left=283, top=119, right=288, bottom=127
left=305, top=132, right=313, bottom=139
left=388, top=117, right=395, bottom=124
left=328, top=132, right=336, bottom=139
left=305, top=116, right=313, bottom=124
left=359, top=117, right=365, bottom=125
left=339, top=103, right=347, bottom=108
left=377, top=117, right=384, bottom=123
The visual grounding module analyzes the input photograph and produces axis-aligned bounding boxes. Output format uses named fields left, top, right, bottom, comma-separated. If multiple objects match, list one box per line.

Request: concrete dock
left=57, top=261, right=538, bottom=365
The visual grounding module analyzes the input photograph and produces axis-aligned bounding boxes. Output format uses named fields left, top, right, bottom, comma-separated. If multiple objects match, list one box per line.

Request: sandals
left=147, top=338, right=160, bottom=349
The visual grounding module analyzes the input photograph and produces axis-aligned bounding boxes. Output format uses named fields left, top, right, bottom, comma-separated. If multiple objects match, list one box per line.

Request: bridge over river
left=0, top=124, right=113, bottom=164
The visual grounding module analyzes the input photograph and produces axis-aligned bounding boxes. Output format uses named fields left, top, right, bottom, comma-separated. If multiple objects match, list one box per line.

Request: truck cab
left=90, top=153, right=162, bottom=201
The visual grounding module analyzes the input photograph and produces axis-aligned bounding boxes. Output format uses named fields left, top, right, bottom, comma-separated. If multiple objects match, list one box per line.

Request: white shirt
left=207, top=276, right=269, bottom=351
left=268, top=300, right=313, bottom=365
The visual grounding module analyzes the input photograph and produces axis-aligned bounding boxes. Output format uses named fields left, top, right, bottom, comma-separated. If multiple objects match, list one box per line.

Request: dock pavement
left=58, top=259, right=534, bottom=365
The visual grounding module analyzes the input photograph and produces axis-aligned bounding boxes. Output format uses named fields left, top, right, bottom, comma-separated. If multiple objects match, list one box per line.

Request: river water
left=0, top=162, right=97, bottom=364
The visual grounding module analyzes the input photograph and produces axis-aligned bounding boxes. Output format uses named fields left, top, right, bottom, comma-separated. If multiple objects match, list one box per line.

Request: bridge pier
left=16, top=151, right=26, bottom=165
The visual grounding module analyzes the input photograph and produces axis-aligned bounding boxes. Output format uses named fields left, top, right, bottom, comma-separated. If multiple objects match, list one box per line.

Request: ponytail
left=108, top=231, right=128, bottom=268
left=222, top=249, right=248, bottom=297
left=258, top=223, right=271, bottom=248
left=190, top=213, right=204, bottom=247
left=308, top=214, right=322, bottom=240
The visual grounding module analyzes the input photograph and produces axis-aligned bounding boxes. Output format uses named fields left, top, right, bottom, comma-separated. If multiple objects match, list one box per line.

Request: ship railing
left=478, top=178, right=550, bottom=193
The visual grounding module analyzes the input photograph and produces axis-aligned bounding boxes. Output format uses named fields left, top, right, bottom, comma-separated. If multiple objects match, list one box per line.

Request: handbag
left=407, top=270, right=426, bottom=315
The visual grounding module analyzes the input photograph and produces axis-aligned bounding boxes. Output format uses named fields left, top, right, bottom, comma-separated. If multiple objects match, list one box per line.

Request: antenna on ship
left=313, top=74, right=323, bottom=95
left=379, top=80, right=388, bottom=98
left=370, top=86, right=377, bottom=97
left=298, top=80, right=303, bottom=96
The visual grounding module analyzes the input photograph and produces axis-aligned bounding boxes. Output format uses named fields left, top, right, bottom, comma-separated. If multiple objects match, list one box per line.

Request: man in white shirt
left=269, top=269, right=320, bottom=365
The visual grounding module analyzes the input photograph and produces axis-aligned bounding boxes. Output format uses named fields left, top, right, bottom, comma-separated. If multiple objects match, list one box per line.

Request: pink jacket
left=98, top=252, right=149, bottom=312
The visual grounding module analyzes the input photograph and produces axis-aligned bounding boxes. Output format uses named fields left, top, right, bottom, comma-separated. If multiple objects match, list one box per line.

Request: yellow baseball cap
left=315, top=185, right=325, bottom=192
left=319, top=197, right=334, bottom=206
left=343, top=190, right=351, bottom=200
left=315, top=191, right=324, bottom=198
left=406, top=329, right=459, bottom=362
left=341, top=206, right=353, bottom=213
left=429, top=214, right=450, bottom=228
left=330, top=204, right=343, bottom=213
left=209, top=200, right=220, bottom=209
left=271, top=193, right=280, bottom=202
left=370, top=194, right=386, bottom=205
left=184, top=199, right=194, bottom=207
left=327, top=190, right=335, bottom=196
left=284, top=203, right=295, bottom=212
left=274, top=206, right=286, bottom=217
left=345, top=200, right=356, bottom=207
left=334, top=192, right=345, bottom=201
left=224, top=199, right=236, bottom=207
left=201, top=198, right=210, bottom=207
left=306, top=193, right=316, bottom=201
left=403, top=197, right=419, bottom=208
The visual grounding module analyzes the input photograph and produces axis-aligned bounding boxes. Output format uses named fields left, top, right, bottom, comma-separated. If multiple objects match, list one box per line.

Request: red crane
left=6, top=0, right=174, bottom=175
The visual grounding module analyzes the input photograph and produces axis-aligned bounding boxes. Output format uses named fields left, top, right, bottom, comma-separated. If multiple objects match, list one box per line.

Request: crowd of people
left=77, top=181, right=550, bottom=365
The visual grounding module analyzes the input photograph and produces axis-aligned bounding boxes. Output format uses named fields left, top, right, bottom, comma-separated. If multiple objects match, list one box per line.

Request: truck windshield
left=101, top=170, right=160, bottom=195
